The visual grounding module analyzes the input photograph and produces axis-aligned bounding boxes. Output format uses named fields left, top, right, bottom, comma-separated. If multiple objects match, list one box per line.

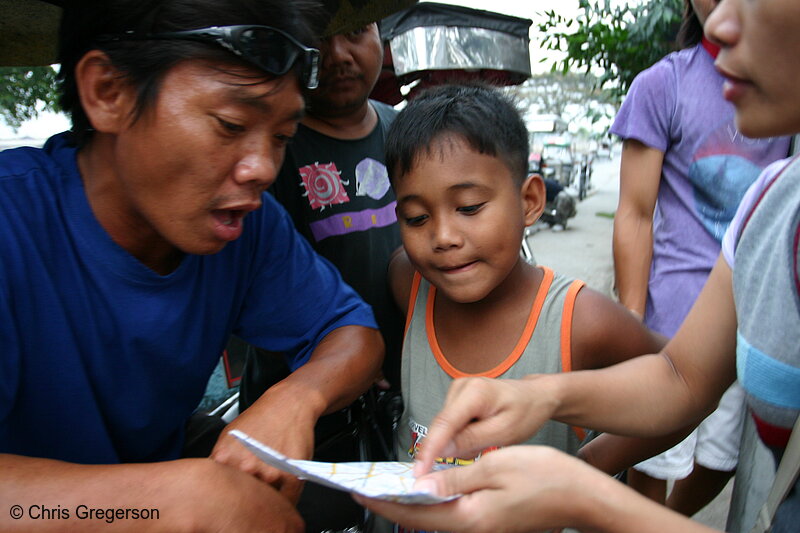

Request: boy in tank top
left=385, top=84, right=669, bottom=482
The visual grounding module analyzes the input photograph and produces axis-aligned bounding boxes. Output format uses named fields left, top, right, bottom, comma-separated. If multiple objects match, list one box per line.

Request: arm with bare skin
left=211, top=324, right=383, bottom=503
left=612, top=139, right=663, bottom=318
left=388, top=246, right=415, bottom=317
left=0, top=454, right=303, bottom=532
left=568, top=286, right=699, bottom=475
left=355, top=446, right=720, bottom=533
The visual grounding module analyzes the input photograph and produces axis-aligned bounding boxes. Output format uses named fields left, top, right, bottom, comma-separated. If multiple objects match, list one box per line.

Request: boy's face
left=105, top=59, right=304, bottom=257
left=706, top=0, right=800, bottom=137
left=394, top=136, right=537, bottom=304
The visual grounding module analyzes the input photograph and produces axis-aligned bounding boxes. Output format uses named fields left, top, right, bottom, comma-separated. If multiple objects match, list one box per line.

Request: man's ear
left=74, top=50, right=136, bottom=134
left=521, top=173, right=546, bottom=227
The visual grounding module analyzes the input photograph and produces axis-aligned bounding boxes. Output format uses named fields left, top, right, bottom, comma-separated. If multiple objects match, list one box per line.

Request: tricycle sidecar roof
left=372, top=2, right=532, bottom=105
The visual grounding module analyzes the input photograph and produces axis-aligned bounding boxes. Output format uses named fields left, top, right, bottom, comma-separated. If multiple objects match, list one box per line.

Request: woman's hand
left=357, top=446, right=596, bottom=533
left=413, top=376, right=560, bottom=476
left=356, top=446, right=718, bottom=533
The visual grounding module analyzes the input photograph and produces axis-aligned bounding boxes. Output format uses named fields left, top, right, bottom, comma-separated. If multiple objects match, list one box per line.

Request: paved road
left=526, top=155, right=732, bottom=530
left=526, top=157, right=619, bottom=296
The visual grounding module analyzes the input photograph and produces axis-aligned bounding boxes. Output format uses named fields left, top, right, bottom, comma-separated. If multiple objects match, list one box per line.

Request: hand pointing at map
left=411, top=376, right=561, bottom=476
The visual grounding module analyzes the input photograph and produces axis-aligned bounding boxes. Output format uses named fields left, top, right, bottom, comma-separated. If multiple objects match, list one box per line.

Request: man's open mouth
left=216, top=209, right=244, bottom=226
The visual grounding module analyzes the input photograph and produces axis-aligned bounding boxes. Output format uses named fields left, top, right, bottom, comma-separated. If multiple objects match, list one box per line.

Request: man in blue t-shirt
left=0, top=2, right=383, bottom=531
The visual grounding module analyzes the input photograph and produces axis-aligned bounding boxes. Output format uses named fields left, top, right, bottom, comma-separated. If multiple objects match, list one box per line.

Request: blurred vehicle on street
left=576, top=152, right=594, bottom=200
left=541, top=177, right=577, bottom=230
left=527, top=114, right=566, bottom=173
left=541, top=139, right=576, bottom=186
left=596, top=141, right=612, bottom=159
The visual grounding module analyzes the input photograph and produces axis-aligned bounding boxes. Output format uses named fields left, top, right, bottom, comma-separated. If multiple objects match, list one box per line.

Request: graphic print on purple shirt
left=355, top=157, right=392, bottom=200
left=689, top=122, right=780, bottom=243
left=300, top=161, right=350, bottom=210
left=303, top=157, right=397, bottom=242
left=309, top=201, right=397, bottom=242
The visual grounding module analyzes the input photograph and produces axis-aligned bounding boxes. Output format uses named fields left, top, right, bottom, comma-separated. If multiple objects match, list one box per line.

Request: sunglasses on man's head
left=96, top=25, right=320, bottom=89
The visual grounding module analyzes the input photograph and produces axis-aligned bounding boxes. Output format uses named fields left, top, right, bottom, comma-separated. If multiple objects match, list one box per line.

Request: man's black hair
left=58, top=0, right=322, bottom=147
left=385, top=83, right=529, bottom=186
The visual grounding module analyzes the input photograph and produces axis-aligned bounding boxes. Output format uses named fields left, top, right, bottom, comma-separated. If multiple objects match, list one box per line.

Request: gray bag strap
left=791, top=135, right=800, bottom=156
left=750, top=415, right=800, bottom=533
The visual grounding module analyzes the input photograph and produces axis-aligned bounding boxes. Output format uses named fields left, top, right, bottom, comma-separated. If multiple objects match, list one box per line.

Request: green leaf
left=537, top=0, right=682, bottom=105
left=0, top=66, right=61, bottom=131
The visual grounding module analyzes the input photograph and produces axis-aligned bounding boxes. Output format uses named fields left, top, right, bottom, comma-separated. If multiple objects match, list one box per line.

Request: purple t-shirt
left=611, top=43, right=791, bottom=336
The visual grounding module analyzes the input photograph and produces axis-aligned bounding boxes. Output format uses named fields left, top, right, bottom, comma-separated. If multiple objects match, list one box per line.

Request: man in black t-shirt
left=237, top=21, right=403, bottom=532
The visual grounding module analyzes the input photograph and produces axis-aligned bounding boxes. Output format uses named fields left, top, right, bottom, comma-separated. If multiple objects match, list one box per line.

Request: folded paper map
left=230, top=430, right=460, bottom=504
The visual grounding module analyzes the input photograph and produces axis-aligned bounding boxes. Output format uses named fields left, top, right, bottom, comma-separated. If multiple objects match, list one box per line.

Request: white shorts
left=633, top=381, right=746, bottom=480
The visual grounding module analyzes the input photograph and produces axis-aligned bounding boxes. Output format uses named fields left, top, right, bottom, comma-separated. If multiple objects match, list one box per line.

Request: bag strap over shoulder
left=750, top=415, right=800, bottom=533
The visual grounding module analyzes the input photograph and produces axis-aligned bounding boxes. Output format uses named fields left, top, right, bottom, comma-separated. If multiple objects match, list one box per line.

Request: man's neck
left=77, top=137, right=184, bottom=275
left=302, top=101, right=378, bottom=140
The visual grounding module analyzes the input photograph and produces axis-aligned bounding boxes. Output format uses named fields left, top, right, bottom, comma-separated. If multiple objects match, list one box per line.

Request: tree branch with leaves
left=538, top=0, right=683, bottom=104
left=0, top=66, right=61, bottom=131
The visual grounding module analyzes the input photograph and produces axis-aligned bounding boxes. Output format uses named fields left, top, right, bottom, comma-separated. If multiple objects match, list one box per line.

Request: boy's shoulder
left=568, top=282, right=666, bottom=372
left=388, top=246, right=415, bottom=315
left=542, top=268, right=584, bottom=306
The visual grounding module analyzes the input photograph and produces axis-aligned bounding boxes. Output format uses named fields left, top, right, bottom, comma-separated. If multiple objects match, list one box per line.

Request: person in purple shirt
left=610, top=0, right=790, bottom=512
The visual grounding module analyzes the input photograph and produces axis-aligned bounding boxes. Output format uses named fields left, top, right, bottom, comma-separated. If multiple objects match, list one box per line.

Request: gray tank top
left=398, top=266, right=585, bottom=463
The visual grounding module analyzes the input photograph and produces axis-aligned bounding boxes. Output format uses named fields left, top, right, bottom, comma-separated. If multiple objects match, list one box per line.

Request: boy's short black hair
left=385, top=83, right=529, bottom=185
left=58, top=0, right=321, bottom=147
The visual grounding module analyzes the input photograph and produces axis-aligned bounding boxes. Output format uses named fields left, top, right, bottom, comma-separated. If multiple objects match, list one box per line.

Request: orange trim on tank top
left=404, top=273, right=423, bottom=337
left=560, top=279, right=587, bottom=441
left=426, top=267, right=556, bottom=379
left=559, top=280, right=585, bottom=373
